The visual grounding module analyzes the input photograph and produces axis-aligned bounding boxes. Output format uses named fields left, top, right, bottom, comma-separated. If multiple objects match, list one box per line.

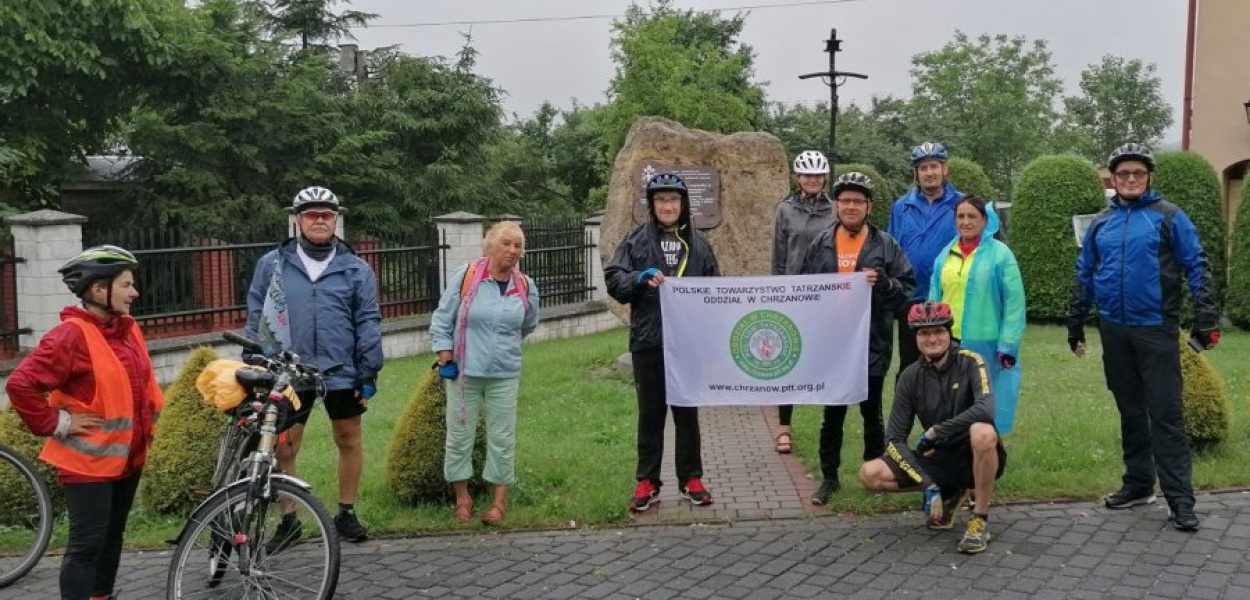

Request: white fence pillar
left=5, top=210, right=86, bottom=350
left=583, top=212, right=605, bottom=302
left=433, top=212, right=485, bottom=294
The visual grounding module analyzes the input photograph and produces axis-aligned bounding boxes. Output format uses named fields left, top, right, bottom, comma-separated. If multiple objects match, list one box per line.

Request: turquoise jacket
left=430, top=264, right=540, bottom=379
left=928, top=208, right=1026, bottom=432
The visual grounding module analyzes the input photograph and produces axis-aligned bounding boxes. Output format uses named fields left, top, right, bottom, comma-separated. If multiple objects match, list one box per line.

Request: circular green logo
left=730, top=310, right=801, bottom=380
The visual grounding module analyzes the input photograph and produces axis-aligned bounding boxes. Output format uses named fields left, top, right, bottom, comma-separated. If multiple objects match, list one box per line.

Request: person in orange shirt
left=799, top=172, right=915, bottom=505
left=6, top=246, right=163, bottom=600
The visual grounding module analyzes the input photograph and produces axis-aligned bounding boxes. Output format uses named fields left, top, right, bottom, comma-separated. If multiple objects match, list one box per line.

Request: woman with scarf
left=6, top=246, right=163, bottom=600
left=430, top=221, right=540, bottom=525
left=927, top=197, right=1026, bottom=433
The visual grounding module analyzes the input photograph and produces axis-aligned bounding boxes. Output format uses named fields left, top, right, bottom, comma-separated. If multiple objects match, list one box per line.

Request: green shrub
left=1229, top=180, right=1250, bottom=329
left=946, top=157, right=996, bottom=200
left=140, top=347, right=224, bottom=515
left=835, top=162, right=894, bottom=232
left=1179, top=332, right=1229, bottom=449
left=1010, top=155, right=1108, bottom=320
left=1153, top=152, right=1227, bottom=318
left=386, top=368, right=487, bottom=504
left=0, top=410, right=62, bottom=525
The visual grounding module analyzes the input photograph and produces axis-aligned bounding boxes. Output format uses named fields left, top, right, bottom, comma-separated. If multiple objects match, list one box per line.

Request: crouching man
left=858, top=301, right=1006, bottom=554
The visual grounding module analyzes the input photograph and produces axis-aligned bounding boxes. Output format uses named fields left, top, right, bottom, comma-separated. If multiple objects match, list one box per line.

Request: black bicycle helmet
left=59, top=245, right=139, bottom=297
left=645, top=173, right=688, bottom=200
left=1107, top=142, right=1156, bottom=173
left=831, top=172, right=874, bottom=201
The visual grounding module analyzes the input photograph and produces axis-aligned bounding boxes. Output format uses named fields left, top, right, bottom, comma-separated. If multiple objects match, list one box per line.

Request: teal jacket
left=430, top=264, right=540, bottom=378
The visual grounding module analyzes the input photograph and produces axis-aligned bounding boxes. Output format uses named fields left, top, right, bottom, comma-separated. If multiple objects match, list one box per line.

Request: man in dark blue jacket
left=888, top=142, right=963, bottom=373
left=245, top=186, right=384, bottom=544
left=1067, top=143, right=1220, bottom=532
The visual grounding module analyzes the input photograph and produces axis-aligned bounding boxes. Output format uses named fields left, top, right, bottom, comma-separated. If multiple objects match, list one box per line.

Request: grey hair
left=483, top=220, right=526, bottom=254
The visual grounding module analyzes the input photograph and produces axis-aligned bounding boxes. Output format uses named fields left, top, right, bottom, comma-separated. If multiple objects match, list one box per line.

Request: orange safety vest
left=39, top=318, right=165, bottom=477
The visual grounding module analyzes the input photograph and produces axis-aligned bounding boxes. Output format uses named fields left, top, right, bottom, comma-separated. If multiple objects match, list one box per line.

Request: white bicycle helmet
left=292, top=186, right=340, bottom=212
left=793, top=150, right=830, bottom=175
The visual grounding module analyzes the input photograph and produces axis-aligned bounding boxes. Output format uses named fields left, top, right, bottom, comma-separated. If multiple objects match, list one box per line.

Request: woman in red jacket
left=6, top=246, right=163, bottom=600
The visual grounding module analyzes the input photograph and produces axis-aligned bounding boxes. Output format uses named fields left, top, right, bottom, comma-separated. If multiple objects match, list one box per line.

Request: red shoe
left=630, top=480, right=660, bottom=512
left=680, top=478, right=713, bottom=506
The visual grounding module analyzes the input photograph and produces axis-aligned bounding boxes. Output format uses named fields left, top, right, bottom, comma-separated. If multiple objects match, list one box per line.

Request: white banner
left=659, top=273, right=871, bottom=407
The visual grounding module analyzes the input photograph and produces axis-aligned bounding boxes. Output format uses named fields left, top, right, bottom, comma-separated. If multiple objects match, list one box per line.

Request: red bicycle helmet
left=907, top=301, right=954, bottom=331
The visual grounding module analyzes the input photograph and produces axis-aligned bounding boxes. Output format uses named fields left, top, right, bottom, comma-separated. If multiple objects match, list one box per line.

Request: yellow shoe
left=958, top=514, right=990, bottom=554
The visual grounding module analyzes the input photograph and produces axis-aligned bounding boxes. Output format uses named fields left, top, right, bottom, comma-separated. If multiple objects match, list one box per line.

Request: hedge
left=386, top=368, right=487, bottom=504
left=1010, top=155, right=1108, bottom=320
left=1179, top=332, right=1229, bottom=449
left=0, top=411, right=62, bottom=525
left=1153, top=152, right=1226, bottom=318
left=946, top=157, right=996, bottom=201
left=1230, top=179, right=1250, bottom=328
left=140, top=347, right=223, bottom=515
left=835, top=162, right=894, bottom=232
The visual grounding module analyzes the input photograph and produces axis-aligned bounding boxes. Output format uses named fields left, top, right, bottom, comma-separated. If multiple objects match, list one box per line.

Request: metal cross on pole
left=798, top=28, right=868, bottom=181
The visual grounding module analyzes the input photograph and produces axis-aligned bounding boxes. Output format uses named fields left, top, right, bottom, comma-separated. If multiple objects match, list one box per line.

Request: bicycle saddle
left=234, top=367, right=277, bottom=391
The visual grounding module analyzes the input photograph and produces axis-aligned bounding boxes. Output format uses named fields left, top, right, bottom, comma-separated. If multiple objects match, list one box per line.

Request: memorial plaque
left=632, top=163, right=722, bottom=229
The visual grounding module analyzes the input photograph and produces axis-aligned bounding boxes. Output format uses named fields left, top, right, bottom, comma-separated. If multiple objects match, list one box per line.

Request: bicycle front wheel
left=167, top=479, right=340, bottom=600
left=0, top=445, right=54, bottom=588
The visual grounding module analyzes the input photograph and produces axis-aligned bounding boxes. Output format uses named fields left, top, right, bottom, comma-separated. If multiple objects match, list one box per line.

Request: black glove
left=1067, top=326, right=1085, bottom=353
left=872, top=267, right=890, bottom=290
left=1190, top=324, right=1221, bottom=351
left=915, top=432, right=935, bottom=456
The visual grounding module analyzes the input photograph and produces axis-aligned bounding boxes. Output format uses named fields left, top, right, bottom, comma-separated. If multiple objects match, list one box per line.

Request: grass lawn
left=15, top=324, right=1250, bottom=551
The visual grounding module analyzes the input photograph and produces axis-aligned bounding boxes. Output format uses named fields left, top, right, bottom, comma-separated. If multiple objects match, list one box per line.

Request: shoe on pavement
left=335, top=511, right=369, bottom=543
left=1104, top=487, right=1156, bottom=510
left=265, top=515, right=302, bottom=555
left=958, top=514, right=991, bottom=554
left=630, top=479, right=660, bottom=513
left=1169, top=502, right=1200, bottom=532
left=927, top=488, right=967, bottom=530
left=811, top=480, right=840, bottom=505
left=680, top=478, right=713, bottom=506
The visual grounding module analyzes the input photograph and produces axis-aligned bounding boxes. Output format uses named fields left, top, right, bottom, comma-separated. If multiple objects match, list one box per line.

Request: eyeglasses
left=837, top=199, right=870, bottom=206
left=1113, top=169, right=1150, bottom=181
left=300, top=210, right=338, bottom=221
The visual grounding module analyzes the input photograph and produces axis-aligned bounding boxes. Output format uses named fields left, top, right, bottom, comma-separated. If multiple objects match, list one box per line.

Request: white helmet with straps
left=292, top=186, right=340, bottom=212
left=793, top=150, right=830, bottom=175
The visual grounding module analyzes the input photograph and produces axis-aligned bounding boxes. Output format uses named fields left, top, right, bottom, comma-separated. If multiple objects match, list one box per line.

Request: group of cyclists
left=612, top=140, right=1221, bottom=555
left=0, top=135, right=1224, bottom=596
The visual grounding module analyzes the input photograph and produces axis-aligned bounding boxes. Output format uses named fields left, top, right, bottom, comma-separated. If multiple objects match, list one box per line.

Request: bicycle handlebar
left=222, top=331, right=263, bottom=354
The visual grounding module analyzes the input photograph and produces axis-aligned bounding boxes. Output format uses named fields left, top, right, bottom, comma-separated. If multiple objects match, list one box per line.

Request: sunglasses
left=300, top=210, right=338, bottom=221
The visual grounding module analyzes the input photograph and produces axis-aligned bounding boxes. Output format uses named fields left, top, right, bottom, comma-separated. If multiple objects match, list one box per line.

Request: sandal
left=453, top=500, right=474, bottom=524
left=775, top=432, right=793, bottom=454
left=481, top=504, right=506, bottom=526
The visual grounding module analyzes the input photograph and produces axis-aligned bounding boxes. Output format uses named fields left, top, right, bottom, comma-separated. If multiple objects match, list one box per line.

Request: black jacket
left=799, top=223, right=915, bottom=376
left=886, top=344, right=998, bottom=449
left=605, top=221, right=720, bottom=353
left=772, top=192, right=836, bottom=275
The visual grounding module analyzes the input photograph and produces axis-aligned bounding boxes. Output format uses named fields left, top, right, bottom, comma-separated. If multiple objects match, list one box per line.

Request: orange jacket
left=38, top=318, right=164, bottom=478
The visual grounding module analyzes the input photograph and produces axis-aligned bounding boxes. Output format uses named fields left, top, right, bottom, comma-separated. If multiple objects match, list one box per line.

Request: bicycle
left=0, top=443, right=53, bottom=588
left=166, top=331, right=340, bottom=599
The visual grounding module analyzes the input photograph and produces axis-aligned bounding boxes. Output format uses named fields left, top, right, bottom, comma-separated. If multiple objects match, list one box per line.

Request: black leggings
left=61, top=472, right=142, bottom=600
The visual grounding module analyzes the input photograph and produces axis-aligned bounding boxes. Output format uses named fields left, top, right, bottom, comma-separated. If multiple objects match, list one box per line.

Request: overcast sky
left=344, top=0, right=1188, bottom=141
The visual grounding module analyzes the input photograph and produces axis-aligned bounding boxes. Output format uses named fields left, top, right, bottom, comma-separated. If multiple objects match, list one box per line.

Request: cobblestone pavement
left=7, top=489, right=1250, bottom=599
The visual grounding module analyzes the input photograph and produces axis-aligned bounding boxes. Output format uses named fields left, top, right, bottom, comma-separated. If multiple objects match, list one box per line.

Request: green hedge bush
left=386, top=368, right=487, bottom=504
left=0, top=411, right=62, bottom=525
left=1153, top=152, right=1227, bottom=318
left=946, top=157, right=996, bottom=201
left=1010, top=155, right=1108, bottom=320
left=1229, top=180, right=1250, bottom=329
left=140, top=347, right=223, bottom=515
left=1179, top=332, right=1229, bottom=449
left=835, top=162, right=894, bottom=232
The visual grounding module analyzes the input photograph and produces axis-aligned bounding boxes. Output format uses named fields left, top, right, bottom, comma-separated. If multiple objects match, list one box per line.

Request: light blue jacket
left=245, top=238, right=383, bottom=391
left=430, top=264, right=540, bottom=379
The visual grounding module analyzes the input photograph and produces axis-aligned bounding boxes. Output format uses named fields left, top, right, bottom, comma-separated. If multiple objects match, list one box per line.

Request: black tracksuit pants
left=61, top=471, right=142, bottom=600
left=819, top=375, right=886, bottom=481
left=896, top=300, right=922, bottom=379
left=632, top=349, right=703, bottom=485
left=1098, top=322, right=1194, bottom=507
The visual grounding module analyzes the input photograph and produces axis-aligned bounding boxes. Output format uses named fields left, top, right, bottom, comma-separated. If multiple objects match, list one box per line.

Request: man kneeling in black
left=858, top=301, right=1006, bottom=554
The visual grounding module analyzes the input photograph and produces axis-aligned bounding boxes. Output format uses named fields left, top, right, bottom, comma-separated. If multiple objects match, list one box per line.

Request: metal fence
left=0, top=232, right=27, bottom=358
left=521, top=219, right=595, bottom=308
left=354, top=228, right=446, bottom=319
left=84, top=227, right=286, bottom=339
